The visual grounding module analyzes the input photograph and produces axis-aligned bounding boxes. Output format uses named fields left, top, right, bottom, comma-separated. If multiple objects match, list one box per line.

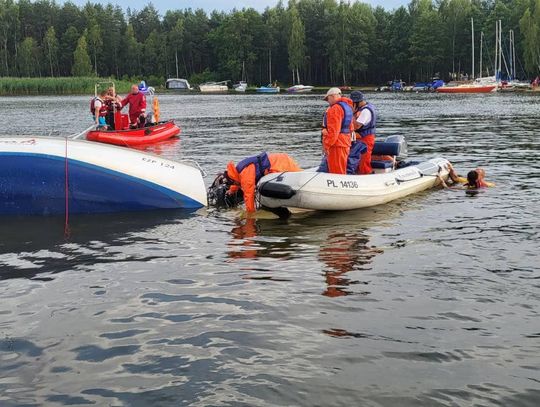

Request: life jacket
left=90, top=97, right=107, bottom=117
left=323, top=101, right=353, bottom=135
left=236, top=152, right=271, bottom=183
left=355, top=103, right=376, bottom=138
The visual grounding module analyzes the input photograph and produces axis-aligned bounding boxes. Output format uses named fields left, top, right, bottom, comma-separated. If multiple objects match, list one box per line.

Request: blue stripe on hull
left=0, top=153, right=203, bottom=216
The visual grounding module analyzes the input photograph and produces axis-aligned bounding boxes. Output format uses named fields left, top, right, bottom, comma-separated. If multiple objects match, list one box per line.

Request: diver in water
left=441, top=163, right=495, bottom=189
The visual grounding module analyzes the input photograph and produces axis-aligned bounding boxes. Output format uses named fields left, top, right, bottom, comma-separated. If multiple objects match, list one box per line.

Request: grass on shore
left=0, top=77, right=134, bottom=96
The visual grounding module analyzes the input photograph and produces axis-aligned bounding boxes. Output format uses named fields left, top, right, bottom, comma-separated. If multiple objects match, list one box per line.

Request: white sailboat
left=234, top=62, right=248, bottom=92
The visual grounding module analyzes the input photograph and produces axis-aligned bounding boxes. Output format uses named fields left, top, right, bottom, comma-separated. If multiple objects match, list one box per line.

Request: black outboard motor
left=207, top=173, right=244, bottom=209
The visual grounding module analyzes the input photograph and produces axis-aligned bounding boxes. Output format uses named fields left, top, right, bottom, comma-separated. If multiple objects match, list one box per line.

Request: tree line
left=0, top=0, right=539, bottom=86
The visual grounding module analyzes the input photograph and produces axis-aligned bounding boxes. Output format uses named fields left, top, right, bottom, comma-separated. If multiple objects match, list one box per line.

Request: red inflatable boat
left=87, top=120, right=181, bottom=146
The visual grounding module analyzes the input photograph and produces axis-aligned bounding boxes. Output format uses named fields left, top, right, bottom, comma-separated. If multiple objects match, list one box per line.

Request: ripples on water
left=1, top=93, right=539, bottom=406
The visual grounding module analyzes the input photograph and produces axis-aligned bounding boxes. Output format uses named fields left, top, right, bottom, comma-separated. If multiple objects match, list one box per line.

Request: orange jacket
left=323, top=97, right=353, bottom=151
left=227, top=153, right=301, bottom=212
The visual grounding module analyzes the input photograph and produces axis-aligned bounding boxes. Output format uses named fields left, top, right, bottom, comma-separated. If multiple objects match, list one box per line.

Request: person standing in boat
left=90, top=90, right=109, bottom=128
left=121, top=84, right=147, bottom=128
left=350, top=91, right=376, bottom=174
left=104, top=87, right=122, bottom=130
left=224, top=152, right=302, bottom=213
left=320, top=87, right=353, bottom=174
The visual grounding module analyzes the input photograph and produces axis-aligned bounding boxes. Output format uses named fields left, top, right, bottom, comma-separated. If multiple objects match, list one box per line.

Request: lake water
left=1, top=92, right=539, bottom=406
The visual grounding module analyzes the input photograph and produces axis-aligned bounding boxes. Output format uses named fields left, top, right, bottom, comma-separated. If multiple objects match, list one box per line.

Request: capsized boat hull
left=258, top=158, right=449, bottom=211
left=0, top=137, right=206, bottom=216
left=86, top=120, right=180, bottom=146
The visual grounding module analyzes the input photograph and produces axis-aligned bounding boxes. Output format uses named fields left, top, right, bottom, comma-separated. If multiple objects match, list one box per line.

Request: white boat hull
left=258, top=157, right=449, bottom=211
left=0, top=137, right=207, bottom=215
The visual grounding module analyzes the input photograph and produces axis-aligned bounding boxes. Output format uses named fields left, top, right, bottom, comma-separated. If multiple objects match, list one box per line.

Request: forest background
left=1, top=0, right=539, bottom=93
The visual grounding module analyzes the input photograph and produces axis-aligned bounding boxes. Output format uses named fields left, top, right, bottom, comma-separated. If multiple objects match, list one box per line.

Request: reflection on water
left=1, top=93, right=539, bottom=406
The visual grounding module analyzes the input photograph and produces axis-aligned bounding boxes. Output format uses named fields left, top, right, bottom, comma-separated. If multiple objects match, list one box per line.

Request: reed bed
left=0, top=77, right=134, bottom=96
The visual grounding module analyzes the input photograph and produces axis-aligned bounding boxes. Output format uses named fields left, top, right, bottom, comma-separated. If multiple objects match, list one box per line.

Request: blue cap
left=350, top=91, right=364, bottom=102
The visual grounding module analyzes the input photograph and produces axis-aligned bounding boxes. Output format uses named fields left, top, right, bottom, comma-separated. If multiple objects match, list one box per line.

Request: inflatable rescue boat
left=258, top=136, right=450, bottom=212
left=0, top=137, right=206, bottom=216
left=86, top=120, right=180, bottom=146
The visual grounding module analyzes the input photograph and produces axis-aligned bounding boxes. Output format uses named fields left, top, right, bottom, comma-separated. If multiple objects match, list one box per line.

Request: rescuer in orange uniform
left=350, top=91, right=376, bottom=174
left=225, top=152, right=302, bottom=213
left=320, top=87, right=354, bottom=174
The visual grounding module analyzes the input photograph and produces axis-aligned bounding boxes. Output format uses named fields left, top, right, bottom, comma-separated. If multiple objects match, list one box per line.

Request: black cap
left=350, top=91, right=365, bottom=102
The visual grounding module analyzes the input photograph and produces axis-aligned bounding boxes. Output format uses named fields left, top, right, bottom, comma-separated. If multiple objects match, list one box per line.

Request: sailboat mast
left=269, top=49, right=272, bottom=84
left=479, top=31, right=483, bottom=78
left=494, top=20, right=498, bottom=84
left=471, top=18, right=475, bottom=80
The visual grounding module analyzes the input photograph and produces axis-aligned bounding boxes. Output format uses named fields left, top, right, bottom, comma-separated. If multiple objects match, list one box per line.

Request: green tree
left=520, top=0, right=540, bottom=74
left=72, top=32, right=92, bottom=76
left=43, top=26, right=59, bottom=77
left=59, top=26, right=79, bottom=76
left=17, top=37, right=39, bottom=76
left=87, top=19, right=102, bottom=75
left=169, top=17, right=184, bottom=78
left=288, top=5, right=306, bottom=84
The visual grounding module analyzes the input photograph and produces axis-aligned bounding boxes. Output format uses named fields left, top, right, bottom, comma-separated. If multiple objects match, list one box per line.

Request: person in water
left=121, top=84, right=147, bottom=128
left=224, top=152, right=302, bottom=213
left=443, top=163, right=494, bottom=188
left=320, top=87, right=353, bottom=174
left=350, top=91, right=376, bottom=174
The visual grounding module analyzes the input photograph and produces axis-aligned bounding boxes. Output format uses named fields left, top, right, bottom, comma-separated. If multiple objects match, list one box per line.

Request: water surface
left=1, top=92, right=539, bottom=406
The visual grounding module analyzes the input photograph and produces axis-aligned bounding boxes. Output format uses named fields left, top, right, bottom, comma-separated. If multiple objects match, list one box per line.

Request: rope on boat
left=64, top=137, right=71, bottom=239
left=71, top=124, right=96, bottom=140
left=180, top=159, right=206, bottom=177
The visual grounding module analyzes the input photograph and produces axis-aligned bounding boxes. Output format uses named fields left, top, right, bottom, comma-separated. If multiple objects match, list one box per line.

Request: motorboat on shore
left=256, top=84, right=280, bottom=93
left=87, top=120, right=181, bottom=146
left=165, top=78, right=192, bottom=91
left=257, top=136, right=450, bottom=212
left=0, top=137, right=207, bottom=216
left=287, top=85, right=314, bottom=93
left=199, top=81, right=229, bottom=92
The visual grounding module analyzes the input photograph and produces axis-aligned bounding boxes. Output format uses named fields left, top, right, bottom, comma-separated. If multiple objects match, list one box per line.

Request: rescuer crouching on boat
left=209, top=152, right=302, bottom=213
left=121, top=85, right=147, bottom=128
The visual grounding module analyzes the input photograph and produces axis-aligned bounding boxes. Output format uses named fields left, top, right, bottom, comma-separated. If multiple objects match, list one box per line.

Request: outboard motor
left=373, top=135, right=408, bottom=161
left=207, top=173, right=244, bottom=209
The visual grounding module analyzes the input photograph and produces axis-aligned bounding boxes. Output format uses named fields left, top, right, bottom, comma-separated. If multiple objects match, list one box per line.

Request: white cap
left=324, top=87, right=342, bottom=100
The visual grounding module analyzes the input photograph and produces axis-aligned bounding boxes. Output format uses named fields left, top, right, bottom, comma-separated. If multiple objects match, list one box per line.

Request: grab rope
left=180, top=159, right=207, bottom=177
left=71, top=124, right=96, bottom=140
left=64, top=137, right=71, bottom=239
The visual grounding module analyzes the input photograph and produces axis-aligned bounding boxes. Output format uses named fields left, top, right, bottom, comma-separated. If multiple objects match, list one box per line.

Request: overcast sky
left=70, top=0, right=408, bottom=13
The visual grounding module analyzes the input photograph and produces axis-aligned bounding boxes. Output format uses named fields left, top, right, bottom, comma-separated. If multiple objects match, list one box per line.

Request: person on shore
left=442, top=163, right=494, bottom=188
left=319, top=87, right=353, bottom=174
left=90, top=90, right=109, bottom=128
left=224, top=152, right=302, bottom=213
left=350, top=91, right=376, bottom=174
left=121, top=84, right=147, bottom=128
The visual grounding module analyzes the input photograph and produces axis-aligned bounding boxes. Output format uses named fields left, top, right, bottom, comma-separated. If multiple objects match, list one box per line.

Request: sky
left=70, top=0, right=408, bottom=13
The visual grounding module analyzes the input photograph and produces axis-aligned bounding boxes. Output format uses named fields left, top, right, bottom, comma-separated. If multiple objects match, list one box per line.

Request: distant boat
left=165, top=78, right=192, bottom=91
left=199, top=81, right=229, bottom=93
left=287, top=85, right=314, bottom=93
left=234, top=81, right=248, bottom=92
left=437, top=77, right=497, bottom=93
left=256, top=84, right=280, bottom=93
